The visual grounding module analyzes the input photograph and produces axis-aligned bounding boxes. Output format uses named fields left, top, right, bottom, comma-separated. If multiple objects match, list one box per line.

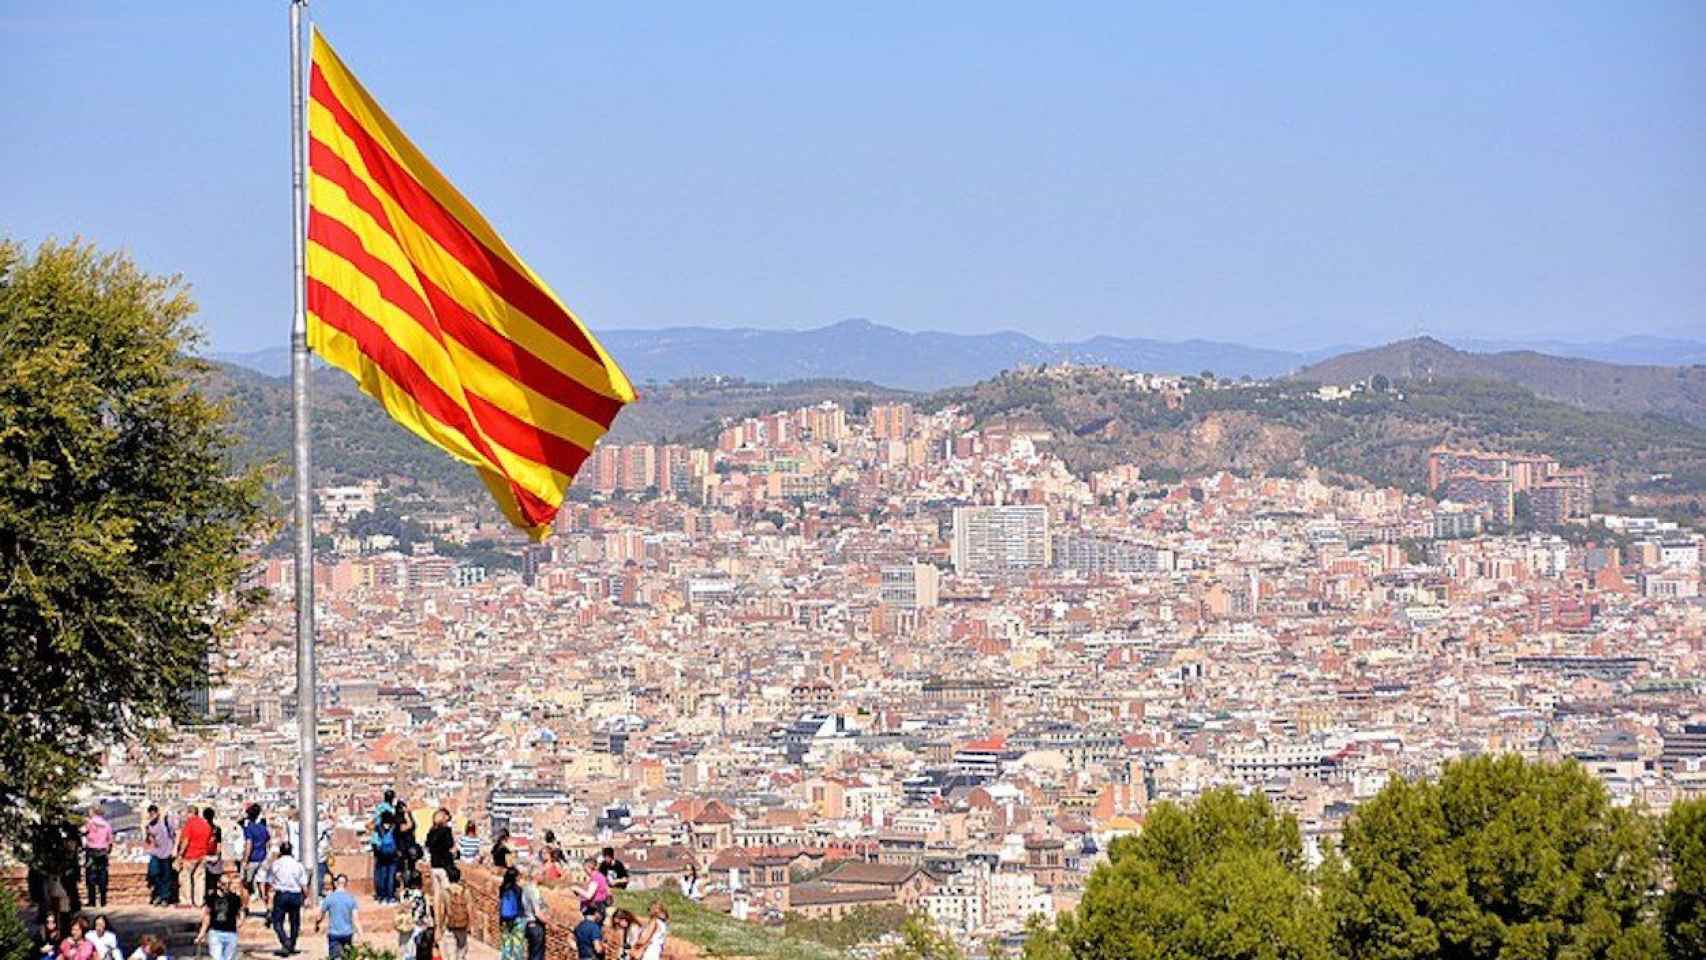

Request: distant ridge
left=211, top=320, right=1706, bottom=391
left=1298, top=337, right=1706, bottom=426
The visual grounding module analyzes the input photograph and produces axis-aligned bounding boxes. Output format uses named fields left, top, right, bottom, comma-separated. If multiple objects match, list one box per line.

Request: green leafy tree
left=1662, top=797, right=1706, bottom=960
left=880, top=915, right=965, bottom=960
left=1035, top=787, right=1333, bottom=960
left=0, top=239, right=267, bottom=853
left=1332, top=755, right=1662, bottom=960
left=0, top=881, right=30, bottom=960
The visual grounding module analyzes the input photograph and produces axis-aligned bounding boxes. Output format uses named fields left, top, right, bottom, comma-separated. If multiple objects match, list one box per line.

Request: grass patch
left=612, top=890, right=845, bottom=960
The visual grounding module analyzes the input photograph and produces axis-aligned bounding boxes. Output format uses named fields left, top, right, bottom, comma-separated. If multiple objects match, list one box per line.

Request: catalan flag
left=304, top=30, right=633, bottom=538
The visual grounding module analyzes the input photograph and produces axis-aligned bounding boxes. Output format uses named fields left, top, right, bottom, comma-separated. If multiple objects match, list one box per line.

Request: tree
left=880, top=915, right=964, bottom=960
left=0, top=881, right=30, bottom=960
left=1034, top=787, right=1334, bottom=960
left=1370, top=374, right=1391, bottom=394
left=0, top=239, right=267, bottom=854
left=1662, top=798, right=1706, bottom=960
left=1331, top=755, right=1662, bottom=960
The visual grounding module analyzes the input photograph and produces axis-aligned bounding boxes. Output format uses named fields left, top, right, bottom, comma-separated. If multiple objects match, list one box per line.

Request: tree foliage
left=0, top=239, right=267, bottom=854
left=1331, top=755, right=1662, bottom=960
left=0, top=880, right=30, bottom=960
left=879, top=915, right=965, bottom=960
left=1044, top=787, right=1333, bottom=960
left=1662, top=798, right=1706, bottom=960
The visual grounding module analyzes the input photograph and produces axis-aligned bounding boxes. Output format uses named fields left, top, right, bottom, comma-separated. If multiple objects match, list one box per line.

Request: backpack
left=445, top=886, right=470, bottom=931
left=376, top=829, right=398, bottom=859
left=499, top=885, right=523, bottom=923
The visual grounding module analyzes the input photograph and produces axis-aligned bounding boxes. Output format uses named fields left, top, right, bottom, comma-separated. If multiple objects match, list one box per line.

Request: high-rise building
left=952, top=505, right=1050, bottom=574
left=880, top=562, right=941, bottom=609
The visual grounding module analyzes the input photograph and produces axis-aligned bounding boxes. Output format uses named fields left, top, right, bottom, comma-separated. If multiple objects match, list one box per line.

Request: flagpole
left=289, top=0, right=319, bottom=902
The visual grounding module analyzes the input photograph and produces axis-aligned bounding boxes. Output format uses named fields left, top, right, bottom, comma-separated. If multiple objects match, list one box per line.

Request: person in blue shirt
left=572, top=906, right=604, bottom=960
left=314, top=874, right=361, bottom=960
left=241, top=804, right=272, bottom=913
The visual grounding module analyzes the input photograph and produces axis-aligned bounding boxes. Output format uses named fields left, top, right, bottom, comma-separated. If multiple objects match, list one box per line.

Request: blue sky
left=2, top=2, right=1701, bottom=353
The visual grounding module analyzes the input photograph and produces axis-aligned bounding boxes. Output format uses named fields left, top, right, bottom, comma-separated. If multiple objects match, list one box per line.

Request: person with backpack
left=436, top=864, right=472, bottom=960
left=394, top=871, right=433, bottom=958
left=497, top=867, right=526, bottom=960
left=371, top=813, right=399, bottom=904
left=241, top=805, right=271, bottom=912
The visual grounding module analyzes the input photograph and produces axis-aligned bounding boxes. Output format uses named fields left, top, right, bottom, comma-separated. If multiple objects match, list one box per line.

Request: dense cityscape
left=71, top=366, right=1706, bottom=944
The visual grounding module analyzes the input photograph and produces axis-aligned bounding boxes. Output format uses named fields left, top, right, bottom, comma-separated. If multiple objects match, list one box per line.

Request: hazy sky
left=3, top=2, right=1701, bottom=353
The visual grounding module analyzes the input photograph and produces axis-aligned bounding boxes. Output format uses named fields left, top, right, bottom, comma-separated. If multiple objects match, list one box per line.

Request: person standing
left=143, top=806, right=175, bottom=907
left=177, top=805, right=213, bottom=907
left=241, top=804, right=272, bottom=910
left=313, top=874, right=360, bottom=960
left=436, top=865, right=472, bottom=960
left=572, top=906, right=604, bottom=960
left=457, top=822, right=481, bottom=864
left=598, top=848, right=630, bottom=894
left=575, top=858, right=609, bottom=916
left=370, top=814, right=399, bottom=904
left=425, top=808, right=456, bottom=893
left=632, top=902, right=668, bottom=960
left=80, top=807, right=112, bottom=909
left=520, top=862, right=550, bottom=960
left=316, top=820, right=334, bottom=898
left=394, top=871, right=433, bottom=956
left=496, top=867, right=526, bottom=960
left=202, top=808, right=225, bottom=905
left=269, top=841, right=308, bottom=956
left=490, top=830, right=512, bottom=871
left=194, top=873, right=247, bottom=960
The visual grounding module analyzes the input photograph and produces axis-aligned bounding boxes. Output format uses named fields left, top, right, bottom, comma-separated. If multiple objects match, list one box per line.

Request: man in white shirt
left=268, top=842, right=309, bottom=956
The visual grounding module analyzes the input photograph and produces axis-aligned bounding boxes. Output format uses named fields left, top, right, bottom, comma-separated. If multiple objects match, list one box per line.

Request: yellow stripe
left=311, top=29, right=635, bottom=404
left=309, top=98, right=629, bottom=406
left=312, top=173, right=612, bottom=453
left=306, top=242, right=576, bottom=504
left=308, top=316, right=541, bottom=535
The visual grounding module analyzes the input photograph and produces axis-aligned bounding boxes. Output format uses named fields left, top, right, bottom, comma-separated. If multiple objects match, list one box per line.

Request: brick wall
left=5, top=862, right=157, bottom=908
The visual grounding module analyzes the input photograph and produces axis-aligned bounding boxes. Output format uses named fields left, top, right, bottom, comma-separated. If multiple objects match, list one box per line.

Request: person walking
left=496, top=867, right=526, bottom=960
left=313, top=874, right=360, bottom=960
left=632, top=902, right=669, bottom=960
left=268, top=841, right=308, bottom=956
left=202, top=808, right=225, bottom=905
left=241, top=804, right=272, bottom=911
left=394, top=871, right=433, bottom=958
left=177, top=805, right=213, bottom=908
left=195, top=873, right=247, bottom=960
left=80, top=807, right=112, bottom=909
left=315, top=820, right=334, bottom=898
left=143, top=806, right=175, bottom=907
left=436, top=865, right=472, bottom=960
left=84, top=915, right=119, bottom=960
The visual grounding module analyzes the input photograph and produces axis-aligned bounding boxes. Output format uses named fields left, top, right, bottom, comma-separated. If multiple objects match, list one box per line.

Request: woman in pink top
left=576, top=858, right=609, bottom=912
left=59, top=917, right=95, bottom=960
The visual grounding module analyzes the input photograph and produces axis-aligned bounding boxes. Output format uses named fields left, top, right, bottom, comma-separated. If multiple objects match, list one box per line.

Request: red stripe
left=307, top=278, right=559, bottom=526
left=310, top=205, right=622, bottom=429
left=310, top=137, right=398, bottom=237
left=309, top=64, right=606, bottom=369
left=464, top=392, right=592, bottom=479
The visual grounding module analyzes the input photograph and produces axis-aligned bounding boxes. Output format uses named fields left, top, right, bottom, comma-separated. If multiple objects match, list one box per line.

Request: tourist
left=370, top=812, right=399, bottom=903
left=576, top=857, right=609, bottom=915
left=195, top=873, right=247, bottom=960
left=631, top=902, right=668, bottom=960
left=316, top=819, right=334, bottom=898
left=598, top=848, right=629, bottom=893
left=313, top=874, right=360, bottom=960
left=543, top=831, right=565, bottom=866
left=457, top=821, right=481, bottom=864
left=80, top=807, right=112, bottom=909
left=202, top=808, right=226, bottom=905
left=572, top=905, right=604, bottom=960
left=241, top=804, right=271, bottom=910
left=58, top=916, right=94, bottom=960
left=35, top=913, right=63, bottom=960
left=395, top=800, right=421, bottom=886
left=143, top=806, right=175, bottom=907
left=520, top=861, right=550, bottom=960
left=373, top=789, right=396, bottom=829
left=177, top=804, right=213, bottom=908
left=124, top=935, right=165, bottom=960
left=395, top=870, right=434, bottom=955
left=436, top=864, right=472, bottom=960
left=425, top=807, right=456, bottom=892
left=268, top=840, right=308, bottom=956
left=678, top=865, right=703, bottom=901
left=604, top=909, right=639, bottom=960
left=84, top=915, right=119, bottom=960
left=490, top=829, right=512, bottom=871
left=497, top=867, right=526, bottom=960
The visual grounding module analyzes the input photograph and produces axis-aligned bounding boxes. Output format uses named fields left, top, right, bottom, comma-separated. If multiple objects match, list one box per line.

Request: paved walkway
left=72, top=903, right=499, bottom=960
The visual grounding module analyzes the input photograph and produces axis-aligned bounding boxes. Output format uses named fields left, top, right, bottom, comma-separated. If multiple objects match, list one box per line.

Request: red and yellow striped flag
left=305, top=30, right=633, bottom=538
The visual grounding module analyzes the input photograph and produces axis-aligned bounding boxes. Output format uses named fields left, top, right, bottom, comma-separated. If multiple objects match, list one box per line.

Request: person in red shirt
left=176, top=805, right=215, bottom=908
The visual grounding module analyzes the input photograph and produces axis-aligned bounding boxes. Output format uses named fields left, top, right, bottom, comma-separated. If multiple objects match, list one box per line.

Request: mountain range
left=211, top=320, right=1706, bottom=393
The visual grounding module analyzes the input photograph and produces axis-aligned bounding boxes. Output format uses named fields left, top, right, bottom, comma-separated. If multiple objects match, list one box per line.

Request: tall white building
left=952, top=505, right=1050, bottom=574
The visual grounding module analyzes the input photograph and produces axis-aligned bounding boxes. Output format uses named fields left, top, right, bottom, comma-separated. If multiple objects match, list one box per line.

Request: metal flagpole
left=289, top=0, right=319, bottom=904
